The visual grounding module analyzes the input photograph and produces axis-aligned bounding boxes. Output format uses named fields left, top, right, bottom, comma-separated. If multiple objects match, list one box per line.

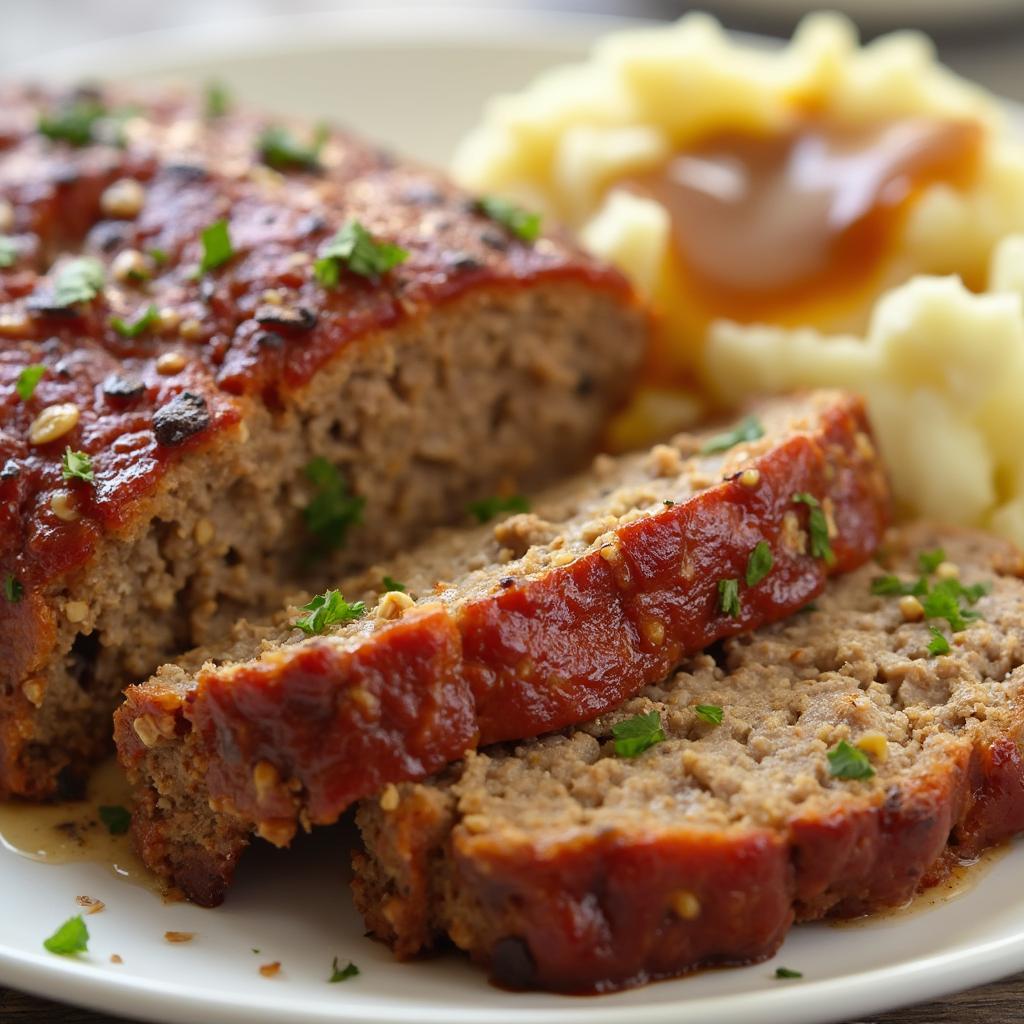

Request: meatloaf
left=114, top=390, right=889, bottom=905
left=0, top=83, right=646, bottom=800
left=352, top=524, right=1024, bottom=993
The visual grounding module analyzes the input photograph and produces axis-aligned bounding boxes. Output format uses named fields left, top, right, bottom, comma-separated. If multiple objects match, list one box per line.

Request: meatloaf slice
left=0, top=83, right=646, bottom=799
left=352, top=524, right=1024, bottom=993
left=115, top=390, right=889, bottom=904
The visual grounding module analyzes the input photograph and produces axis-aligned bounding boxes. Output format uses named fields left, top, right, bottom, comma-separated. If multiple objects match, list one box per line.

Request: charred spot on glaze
left=102, top=374, right=145, bottom=405
left=254, top=305, right=318, bottom=331
left=153, top=392, right=211, bottom=447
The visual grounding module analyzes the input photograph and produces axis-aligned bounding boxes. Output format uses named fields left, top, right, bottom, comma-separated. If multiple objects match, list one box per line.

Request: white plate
left=4, top=9, right=1024, bottom=1024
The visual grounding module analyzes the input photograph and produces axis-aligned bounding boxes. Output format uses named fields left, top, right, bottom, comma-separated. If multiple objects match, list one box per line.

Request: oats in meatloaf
left=351, top=524, right=1024, bottom=993
left=0, top=82, right=647, bottom=800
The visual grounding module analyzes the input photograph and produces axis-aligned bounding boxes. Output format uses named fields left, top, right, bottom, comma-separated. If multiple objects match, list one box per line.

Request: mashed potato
left=454, top=13, right=1024, bottom=443
left=707, top=237, right=1024, bottom=546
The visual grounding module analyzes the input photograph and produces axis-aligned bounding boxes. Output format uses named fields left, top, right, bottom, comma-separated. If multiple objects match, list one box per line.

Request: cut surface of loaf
left=0, top=83, right=645, bottom=799
left=352, top=524, right=1024, bottom=993
left=115, top=390, right=889, bottom=904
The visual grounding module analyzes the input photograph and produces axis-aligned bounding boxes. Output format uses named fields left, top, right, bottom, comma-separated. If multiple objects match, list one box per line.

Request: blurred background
left=3, top=0, right=1024, bottom=100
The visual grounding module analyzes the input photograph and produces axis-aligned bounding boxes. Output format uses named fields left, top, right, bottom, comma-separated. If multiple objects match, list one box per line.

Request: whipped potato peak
left=708, top=237, right=1024, bottom=546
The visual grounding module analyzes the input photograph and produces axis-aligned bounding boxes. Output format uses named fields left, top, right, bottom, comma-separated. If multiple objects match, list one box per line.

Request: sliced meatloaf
left=352, top=524, right=1024, bottom=993
left=115, top=390, right=889, bottom=904
left=0, top=83, right=646, bottom=799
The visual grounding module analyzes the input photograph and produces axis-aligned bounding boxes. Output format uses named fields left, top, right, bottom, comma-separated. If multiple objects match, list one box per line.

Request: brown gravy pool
left=622, top=117, right=983, bottom=322
left=0, top=757, right=158, bottom=891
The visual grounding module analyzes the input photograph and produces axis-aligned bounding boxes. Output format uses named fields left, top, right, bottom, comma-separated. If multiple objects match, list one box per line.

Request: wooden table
left=4, top=969, right=1024, bottom=1023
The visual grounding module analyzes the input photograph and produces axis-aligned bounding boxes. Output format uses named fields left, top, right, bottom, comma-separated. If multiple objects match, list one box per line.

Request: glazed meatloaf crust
left=115, top=390, right=889, bottom=904
left=352, top=524, right=1024, bottom=993
left=0, top=84, right=646, bottom=799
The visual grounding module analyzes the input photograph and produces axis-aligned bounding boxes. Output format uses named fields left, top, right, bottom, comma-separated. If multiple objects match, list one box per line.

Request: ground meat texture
left=0, top=83, right=646, bottom=800
left=351, top=524, right=1024, bottom=994
left=114, top=390, right=890, bottom=905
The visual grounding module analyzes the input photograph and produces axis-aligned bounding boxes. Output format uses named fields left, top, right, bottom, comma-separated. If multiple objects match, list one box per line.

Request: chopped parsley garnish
left=257, top=123, right=328, bottom=171
left=110, top=304, right=159, bottom=339
left=927, top=626, right=951, bottom=657
left=3, top=574, right=23, bottom=604
left=293, top=590, right=366, bottom=636
left=792, top=492, right=835, bottom=565
left=204, top=81, right=230, bottom=118
left=98, top=805, right=131, bottom=835
left=198, top=219, right=234, bottom=274
left=15, top=364, right=46, bottom=401
left=774, top=967, right=803, bottom=979
left=38, top=98, right=106, bottom=146
left=870, top=574, right=926, bottom=597
left=745, top=540, right=773, bottom=587
left=918, top=548, right=946, bottom=575
left=61, top=448, right=94, bottom=484
left=694, top=704, right=724, bottom=725
left=827, top=739, right=875, bottom=781
left=467, top=494, right=530, bottom=523
left=328, top=957, right=360, bottom=983
left=700, top=414, right=764, bottom=455
left=921, top=579, right=981, bottom=633
left=611, top=710, right=665, bottom=758
left=382, top=576, right=406, bottom=593
left=314, top=221, right=409, bottom=285
left=148, top=247, right=169, bottom=265
left=0, top=236, right=16, bottom=268
left=53, top=257, right=105, bottom=306
left=717, top=578, right=741, bottom=618
left=303, top=458, right=364, bottom=550
left=43, top=915, right=89, bottom=956
left=475, top=196, right=542, bottom=242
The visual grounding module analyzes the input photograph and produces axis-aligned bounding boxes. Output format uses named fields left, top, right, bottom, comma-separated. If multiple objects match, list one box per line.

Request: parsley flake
left=827, top=739, right=875, bottom=781
left=774, top=967, right=803, bottom=979
left=921, top=579, right=981, bottom=633
left=717, top=578, right=741, bottom=618
left=3, top=574, right=23, bottom=603
left=918, top=548, right=946, bottom=574
left=148, top=247, right=169, bottom=265
left=475, top=196, right=542, bottom=242
left=110, top=304, right=159, bottom=339
left=303, top=458, right=364, bottom=550
left=792, top=492, right=835, bottom=565
left=927, top=626, right=951, bottom=657
left=258, top=123, right=328, bottom=171
left=611, top=710, right=665, bottom=758
left=62, top=447, right=94, bottom=484
left=468, top=494, right=530, bottom=523
left=53, top=257, right=105, bottom=306
left=0, top=236, right=16, bottom=268
left=694, top=704, right=724, bottom=725
left=198, top=219, right=234, bottom=274
left=293, top=590, right=366, bottom=636
left=15, top=364, right=46, bottom=401
left=38, top=99, right=106, bottom=146
left=43, top=915, right=89, bottom=956
left=314, top=221, right=409, bottom=285
left=700, top=414, right=764, bottom=455
left=328, top=957, right=360, bottom=983
left=382, top=576, right=406, bottom=593
left=204, top=81, right=231, bottom=119
left=745, top=540, right=773, bottom=587
left=870, top=574, right=926, bottom=597
left=98, top=805, right=131, bottom=835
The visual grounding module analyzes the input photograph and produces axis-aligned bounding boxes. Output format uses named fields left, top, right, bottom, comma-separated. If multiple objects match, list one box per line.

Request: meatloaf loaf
left=0, top=83, right=646, bottom=800
left=115, top=390, right=889, bottom=905
left=352, top=524, right=1024, bottom=993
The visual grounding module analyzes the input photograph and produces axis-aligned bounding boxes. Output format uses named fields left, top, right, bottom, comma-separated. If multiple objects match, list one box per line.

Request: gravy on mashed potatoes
left=454, top=13, right=1024, bottom=543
